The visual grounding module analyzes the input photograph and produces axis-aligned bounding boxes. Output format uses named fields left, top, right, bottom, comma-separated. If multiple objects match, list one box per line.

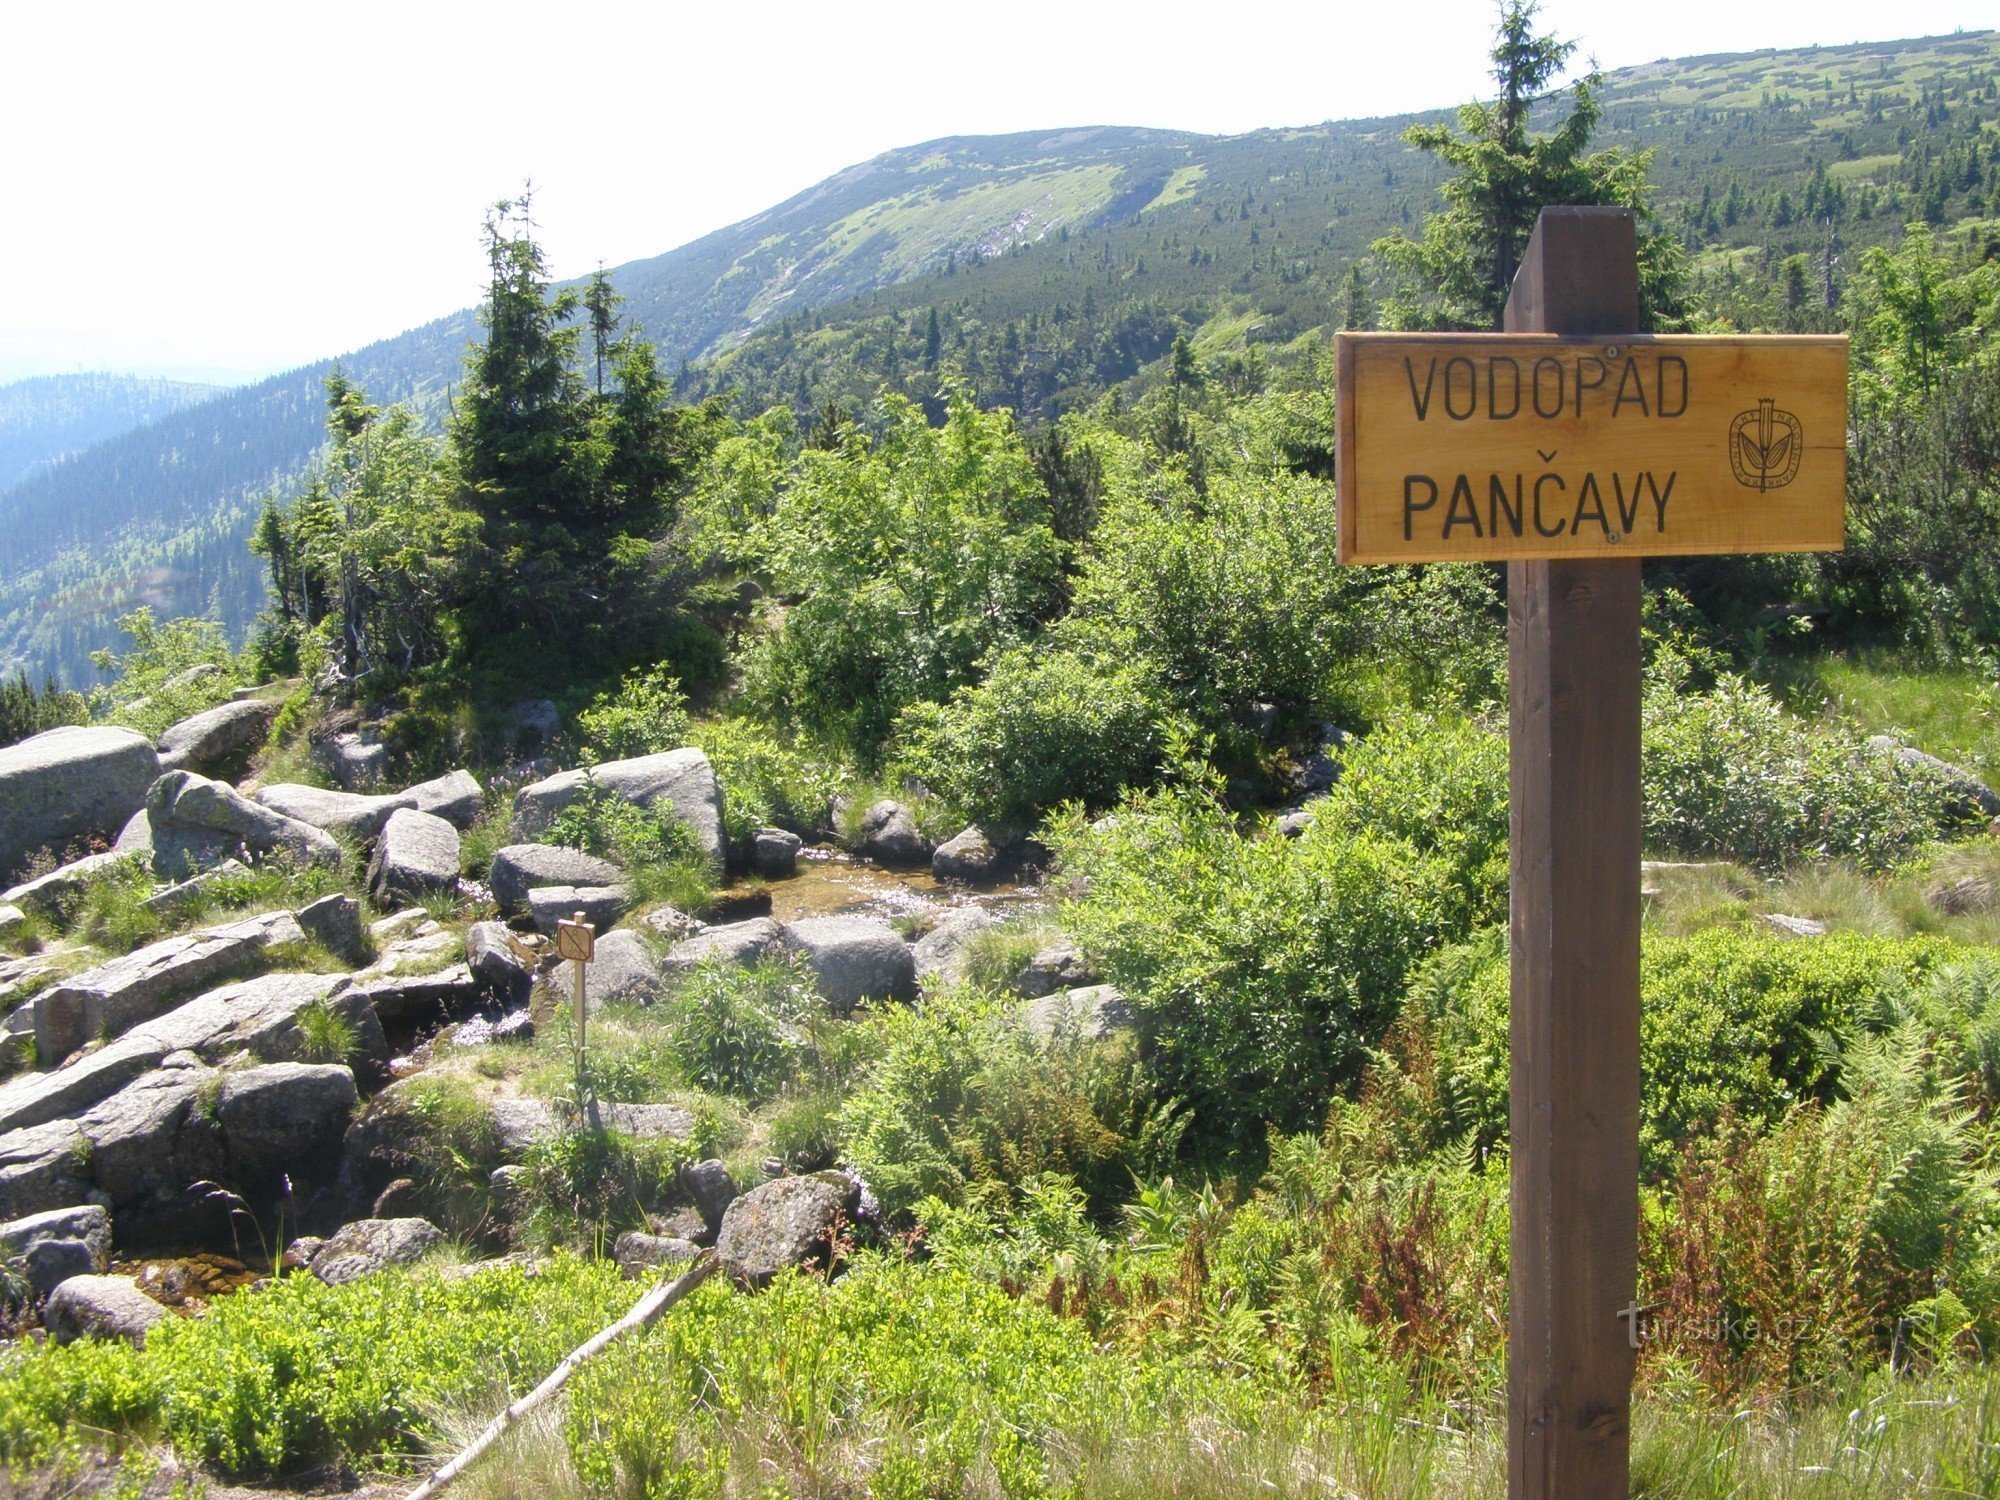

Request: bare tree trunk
left=403, top=1252, right=717, bottom=1500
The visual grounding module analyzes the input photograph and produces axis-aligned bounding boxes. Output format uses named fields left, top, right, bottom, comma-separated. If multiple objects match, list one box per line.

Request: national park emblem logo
left=1729, top=397, right=1803, bottom=492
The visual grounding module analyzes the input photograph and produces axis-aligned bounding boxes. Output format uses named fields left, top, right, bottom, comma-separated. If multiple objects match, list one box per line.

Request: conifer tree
left=1373, top=0, right=1686, bottom=329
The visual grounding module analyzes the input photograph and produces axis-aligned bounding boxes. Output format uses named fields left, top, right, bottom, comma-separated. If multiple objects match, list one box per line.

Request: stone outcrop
left=367, top=808, right=461, bottom=905
left=32, top=908, right=306, bottom=1063
left=932, top=826, right=1004, bottom=884
left=342, top=965, right=477, bottom=1025
left=316, top=731, right=389, bottom=790
left=1018, top=984, right=1137, bottom=1040
left=856, top=800, right=930, bottom=867
left=1013, top=940, right=1096, bottom=999
left=402, top=769, right=484, bottom=828
left=488, top=844, right=626, bottom=917
left=0, top=970, right=377, bottom=1137
left=527, top=885, right=630, bottom=935
left=146, top=770, right=342, bottom=879
left=913, top=907, right=995, bottom=987
left=579, top=930, right=665, bottom=1005
left=255, top=784, right=416, bottom=840
left=716, top=1172, right=861, bottom=1288
left=785, top=916, right=916, bottom=1013
left=0, top=726, right=159, bottom=879
left=155, top=699, right=282, bottom=778
left=44, top=1275, right=167, bottom=1345
left=309, top=1216, right=442, bottom=1285
left=511, top=750, right=726, bottom=869
left=661, top=918, right=788, bottom=976
left=296, top=893, right=369, bottom=966
left=465, top=922, right=534, bottom=1009
left=1, top=851, right=142, bottom=916
left=751, top=827, right=803, bottom=878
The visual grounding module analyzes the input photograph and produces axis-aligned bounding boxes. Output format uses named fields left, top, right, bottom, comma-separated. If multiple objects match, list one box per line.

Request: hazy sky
left=3, top=0, right=1991, bottom=385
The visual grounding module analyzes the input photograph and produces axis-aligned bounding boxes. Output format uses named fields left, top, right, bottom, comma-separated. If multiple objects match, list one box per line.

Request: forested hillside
left=1, top=29, right=1995, bottom=686
left=0, top=374, right=216, bottom=491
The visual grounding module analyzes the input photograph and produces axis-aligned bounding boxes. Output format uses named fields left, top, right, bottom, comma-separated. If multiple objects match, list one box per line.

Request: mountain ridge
left=3, top=28, right=1995, bottom=685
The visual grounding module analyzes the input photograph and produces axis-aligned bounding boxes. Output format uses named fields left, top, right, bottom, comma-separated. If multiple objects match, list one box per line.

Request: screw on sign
left=1337, top=207, right=1846, bottom=1499
left=555, top=914, right=595, bottom=1099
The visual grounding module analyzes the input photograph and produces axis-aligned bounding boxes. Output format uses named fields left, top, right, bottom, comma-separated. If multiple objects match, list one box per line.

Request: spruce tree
left=1373, top=0, right=1686, bottom=330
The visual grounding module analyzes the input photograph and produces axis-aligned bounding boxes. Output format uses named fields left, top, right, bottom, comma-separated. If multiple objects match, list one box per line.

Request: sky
left=3, top=0, right=1993, bottom=386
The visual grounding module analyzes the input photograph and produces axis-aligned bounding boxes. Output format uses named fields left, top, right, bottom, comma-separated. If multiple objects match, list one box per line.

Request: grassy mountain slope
left=3, top=31, right=1994, bottom=686
left=0, top=373, right=218, bottom=492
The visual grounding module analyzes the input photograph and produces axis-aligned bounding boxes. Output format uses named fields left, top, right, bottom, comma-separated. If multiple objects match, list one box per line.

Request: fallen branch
left=404, top=1250, right=719, bottom=1500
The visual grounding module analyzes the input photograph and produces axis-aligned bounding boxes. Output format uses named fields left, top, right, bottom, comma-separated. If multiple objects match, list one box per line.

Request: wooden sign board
left=1335, top=332, right=1848, bottom=564
left=553, top=918, right=595, bottom=964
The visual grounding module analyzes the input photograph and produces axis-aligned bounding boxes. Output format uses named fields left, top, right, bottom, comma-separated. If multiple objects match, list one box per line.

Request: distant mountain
left=3, top=30, right=1995, bottom=686
left=0, top=374, right=218, bottom=492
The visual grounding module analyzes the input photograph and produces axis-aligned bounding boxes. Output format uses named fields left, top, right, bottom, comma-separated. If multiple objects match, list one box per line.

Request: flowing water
left=762, top=845, right=1045, bottom=925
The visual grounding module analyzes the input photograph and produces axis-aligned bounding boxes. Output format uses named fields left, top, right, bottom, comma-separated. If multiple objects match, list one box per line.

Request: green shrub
left=689, top=714, right=848, bottom=843
left=840, top=991, right=1178, bottom=1216
left=1643, top=655, right=1971, bottom=870
left=659, top=958, right=813, bottom=1105
left=517, top=1122, right=691, bottom=1250
left=1049, top=778, right=1470, bottom=1154
left=1415, top=927, right=1965, bottom=1173
left=574, top=666, right=691, bottom=764
left=294, top=1000, right=360, bottom=1064
left=1313, top=712, right=1510, bottom=925
left=90, top=608, right=242, bottom=741
left=0, top=1255, right=634, bottom=1480
left=543, top=776, right=715, bottom=912
left=893, top=645, right=1172, bottom=829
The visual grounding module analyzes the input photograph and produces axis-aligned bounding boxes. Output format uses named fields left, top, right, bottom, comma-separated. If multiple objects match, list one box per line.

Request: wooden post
left=1504, top=207, right=1643, bottom=1499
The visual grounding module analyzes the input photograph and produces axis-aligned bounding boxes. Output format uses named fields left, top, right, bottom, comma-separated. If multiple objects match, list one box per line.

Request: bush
left=840, top=992, right=1177, bottom=1217
left=894, top=645, right=1172, bottom=829
left=574, top=665, right=691, bottom=764
left=0, top=1255, right=635, bottom=1480
left=542, top=776, right=714, bottom=912
left=688, top=714, right=848, bottom=843
left=1415, top=927, right=1965, bottom=1173
left=1313, top=712, right=1510, bottom=925
left=1048, top=777, right=1470, bottom=1155
left=659, top=958, right=814, bottom=1105
left=1643, top=653, right=1970, bottom=870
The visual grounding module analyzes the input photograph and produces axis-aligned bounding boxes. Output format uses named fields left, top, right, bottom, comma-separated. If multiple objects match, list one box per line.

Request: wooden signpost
left=555, top=913, right=595, bottom=1099
left=1336, top=207, right=1847, bottom=1498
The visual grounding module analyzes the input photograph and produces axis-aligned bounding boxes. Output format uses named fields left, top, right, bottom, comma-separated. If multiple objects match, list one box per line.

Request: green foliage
left=293, top=1000, right=360, bottom=1065
left=0, top=1255, right=634, bottom=1480
left=250, top=377, right=475, bottom=683
left=659, top=958, right=813, bottom=1105
left=1644, top=647, right=1972, bottom=869
left=89, top=607, right=239, bottom=739
left=841, top=991, right=1177, bottom=1217
left=744, top=386, right=1063, bottom=750
left=573, top=665, right=691, bottom=765
left=687, top=714, right=848, bottom=842
left=1372, top=1, right=1686, bottom=330
left=0, top=670, right=88, bottom=750
left=1049, top=773, right=1472, bottom=1154
left=542, top=777, right=714, bottom=911
left=1415, top=927, right=1964, bottom=1173
left=516, top=1122, right=691, bottom=1250
left=894, top=645, right=1170, bottom=828
left=1313, top=713, right=1511, bottom=925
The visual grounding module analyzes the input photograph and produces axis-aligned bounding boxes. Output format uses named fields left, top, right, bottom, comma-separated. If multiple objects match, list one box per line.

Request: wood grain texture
left=1506, top=206, right=1643, bottom=1500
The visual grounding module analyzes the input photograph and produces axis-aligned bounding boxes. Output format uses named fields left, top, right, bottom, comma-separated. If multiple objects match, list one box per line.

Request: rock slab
left=512, top=749, right=726, bottom=869
left=368, top=808, right=461, bottom=905
left=44, top=1274, right=167, bottom=1345
left=488, top=844, right=625, bottom=917
left=786, top=916, right=915, bottom=1012
left=716, top=1173, right=861, bottom=1288
left=309, top=1216, right=442, bottom=1285
left=0, top=727, right=159, bottom=880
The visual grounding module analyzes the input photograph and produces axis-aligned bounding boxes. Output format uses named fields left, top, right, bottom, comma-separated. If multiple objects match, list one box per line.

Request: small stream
left=761, top=845, right=1045, bottom=926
